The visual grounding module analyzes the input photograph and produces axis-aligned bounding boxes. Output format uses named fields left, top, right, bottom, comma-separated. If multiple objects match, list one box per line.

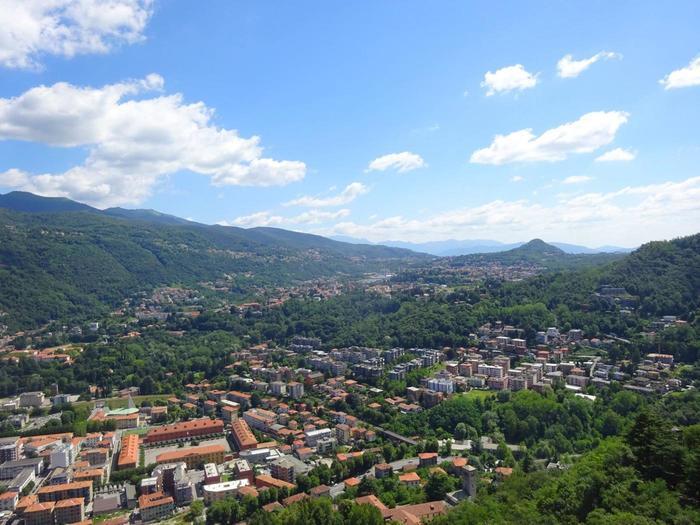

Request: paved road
left=328, top=455, right=456, bottom=497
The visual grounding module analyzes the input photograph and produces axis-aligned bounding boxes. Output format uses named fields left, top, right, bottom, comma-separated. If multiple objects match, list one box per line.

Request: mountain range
left=0, top=192, right=428, bottom=329
left=331, top=235, right=633, bottom=256
left=0, top=191, right=682, bottom=330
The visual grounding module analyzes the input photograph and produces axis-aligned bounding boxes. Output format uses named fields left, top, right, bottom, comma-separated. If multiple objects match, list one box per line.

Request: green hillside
left=447, top=238, right=626, bottom=270
left=0, top=194, right=428, bottom=329
left=498, top=233, right=700, bottom=318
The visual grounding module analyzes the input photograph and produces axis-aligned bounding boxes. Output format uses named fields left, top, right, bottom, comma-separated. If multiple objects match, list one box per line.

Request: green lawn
left=94, top=510, right=131, bottom=524
left=460, top=390, right=495, bottom=400
left=124, top=427, right=150, bottom=436
left=72, top=394, right=173, bottom=410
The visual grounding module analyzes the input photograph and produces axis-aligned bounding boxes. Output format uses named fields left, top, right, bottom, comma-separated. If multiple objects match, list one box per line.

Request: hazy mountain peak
left=0, top=191, right=97, bottom=213
left=516, top=238, right=565, bottom=255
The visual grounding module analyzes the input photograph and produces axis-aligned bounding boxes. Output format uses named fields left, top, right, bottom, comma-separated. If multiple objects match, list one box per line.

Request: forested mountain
left=445, top=239, right=627, bottom=270
left=497, top=233, right=700, bottom=318
left=0, top=193, right=428, bottom=329
left=0, top=191, right=95, bottom=213
left=333, top=236, right=632, bottom=256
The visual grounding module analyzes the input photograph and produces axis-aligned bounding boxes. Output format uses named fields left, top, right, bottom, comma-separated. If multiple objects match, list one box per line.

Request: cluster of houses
left=0, top=430, right=120, bottom=524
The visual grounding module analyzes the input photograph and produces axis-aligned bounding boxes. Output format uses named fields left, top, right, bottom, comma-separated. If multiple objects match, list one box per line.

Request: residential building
left=242, top=408, right=277, bottom=432
left=231, top=418, right=258, bottom=451
left=117, top=434, right=139, bottom=470
left=255, top=475, right=296, bottom=491
left=37, top=481, right=93, bottom=504
left=426, top=377, right=454, bottom=394
left=203, top=463, right=220, bottom=485
left=23, top=501, right=55, bottom=525
left=0, top=437, right=19, bottom=463
left=304, top=428, right=332, bottom=447
left=202, top=479, right=250, bottom=504
left=270, top=381, right=286, bottom=396
left=84, top=448, right=109, bottom=466
left=139, top=492, right=174, bottom=523
left=316, top=437, right=337, bottom=454
left=418, top=452, right=438, bottom=468
left=477, top=364, right=504, bottom=378
left=287, top=382, right=304, bottom=399
left=9, top=468, right=36, bottom=494
left=374, top=463, right=393, bottom=479
left=221, top=405, right=238, bottom=424
left=335, top=424, right=351, bottom=444
left=53, top=498, right=84, bottom=525
left=50, top=444, right=73, bottom=470
left=270, top=458, right=296, bottom=484
left=73, top=468, right=104, bottom=486
left=155, top=444, right=225, bottom=469
left=0, top=458, right=44, bottom=480
left=398, top=472, right=420, bottom=487
left=0, top=491, right=18, bottom=512
left=143, top=418, right=224, bottom=445
left=19, top=392, right=45, bottom=408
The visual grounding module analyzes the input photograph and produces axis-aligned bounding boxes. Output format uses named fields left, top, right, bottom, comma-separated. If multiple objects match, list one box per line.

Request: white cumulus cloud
left=0, top=75, right=306, bottom=207
left=595, top=148, right=636, bottom=162
left=284, top=182, right=368, bottom=207
left=470, top=111, right=629, bottom=165
left=0, top=0, right=154, bottom=69
left=317, top=176, right=700, bottom=247
left=659, top=55, right=700, bottom=89
left=481, top=64, right=538, bottom=96
left=557, top=51, right=621, bottom=78
left=367, top=152, right=426, bottom=173
left=224, top=208, right=350, bottom=228
left=562, top=175, right=593, bottom=184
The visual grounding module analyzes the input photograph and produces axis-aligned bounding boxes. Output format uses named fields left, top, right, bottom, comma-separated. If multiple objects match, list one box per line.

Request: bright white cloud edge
left=660, top=55, right=700, bottom=89
left=0, top=0, right=154, bottom=69
left=313, top=176, right=700, bottom=247
left=595, top=148, right=636, bottom=162
left=223, top=208, right=351, bottom=228
left=367, top=152, right=426, bottom=173
left=470, top=111, right=629, bottom=165
left=562, top=175, right=593, bottom=184
left=557, top=51, right=621, bottom=78
left=481, top=64, right=538, bottom=96
left=284, top=182, right=368, bottom=207
left=0, top=74, right=306, bottom=207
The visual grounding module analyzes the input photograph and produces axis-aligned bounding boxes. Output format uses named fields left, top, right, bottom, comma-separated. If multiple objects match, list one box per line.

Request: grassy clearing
left=461, top=390, right=495, bottom=401
left=72, top=394, right=173, bottom=410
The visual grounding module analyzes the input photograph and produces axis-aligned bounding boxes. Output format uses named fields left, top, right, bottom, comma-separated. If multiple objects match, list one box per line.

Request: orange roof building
left=399, top=472, right=421, bottom=486
left=344, top=477, right=361, bottom=488
left=0, top=491, right=18, bottom=512
left=231, top=419, right=258, bottom=451
left=73, top=468, right=104, bottom=485
left=37, top=481, right=93, bottom=503
left=117, top=434, right=139, bottom=470
left=24, top=501, right=55, bottom=525
left=15, top=495, right=38, bottom=515
left=155, top=444, right=225, bottom=469
left=54, top=498, right=85, bottom=525
left=254, top=474, right=296, bottom=491
left=138, top=492, right=174, bottom=523
left=144, top=418, right=223, bottom=445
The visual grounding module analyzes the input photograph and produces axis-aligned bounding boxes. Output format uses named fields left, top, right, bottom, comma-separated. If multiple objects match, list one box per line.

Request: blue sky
left=1, top=1, right=699, bottom=247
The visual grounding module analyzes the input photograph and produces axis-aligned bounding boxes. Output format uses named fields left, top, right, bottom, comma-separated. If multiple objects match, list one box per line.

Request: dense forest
left=496, top=233, right=700, bottom=318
